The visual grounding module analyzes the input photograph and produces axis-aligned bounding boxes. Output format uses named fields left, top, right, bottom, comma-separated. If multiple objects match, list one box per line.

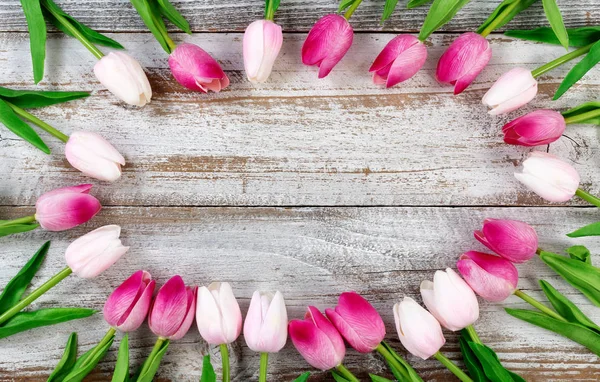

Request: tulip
left=369, top=35, right=427, bottom=88
left=457, top=251, right=519, bottom=302
left=35, top=184, right=102, bottom=231
left=482, top=67, right=537, bottom=115
left=393, top=297, right=445, bottom=359
left=65, top=131, right=126, bottom=182
left=103, top=270, right=155, bottom=332
left=93, top=52, right=152, bottom=106
left=302, top=14, right=353, bottom=78
left=502, top=110, right=566, bottom=146
left=243, top=20, right=283, bottom=83
left=436, top=32, right=492, bottom=95
left=149, top=275, right=197, bottom=340
left=474, top=218, right=538, bottom=263
left=244, top=291, right=287, bottom=353
left=420, top=268, right=479, bottom=331
left=168, top=43, right=230, bottom=93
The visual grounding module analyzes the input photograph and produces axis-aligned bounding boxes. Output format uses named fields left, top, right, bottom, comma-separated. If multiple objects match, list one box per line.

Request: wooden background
left=0, top=0, right=599, bottom=380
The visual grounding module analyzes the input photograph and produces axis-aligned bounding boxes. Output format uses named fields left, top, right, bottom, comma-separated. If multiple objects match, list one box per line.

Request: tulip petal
left=169, top=286, right=197, bottom=340
left=36, top=184, right=92, bottom=205
left=118, top=279, right=155, bottom=332
left=488, top=83, right=538, bottom=115
left=36, top=192, right=101, bottom=231
left=385, top=41, right=428, bottom=88
left=478, top=219, right=538, bottom=263
left=65, top=131, right=125, bottom=182
left=302, top=14, right=353, bottom=78
left=244, top=20, right=283, bottom=83
left=394, top=297, right=445, bottom=360
left=169, top=43, right=229, bottom=93
left=149, top=275, right=189, bottom=338
left=103, top=270, right=146, bottom=327
left=216, top=282, right=242, bottom=343
left=94, top=52, right=152, bottom=106
left=258, top=291, right=288, bottom=352
left=515, top=152, right=579, bottom=202
left=457, top=252, right=518, bottom=302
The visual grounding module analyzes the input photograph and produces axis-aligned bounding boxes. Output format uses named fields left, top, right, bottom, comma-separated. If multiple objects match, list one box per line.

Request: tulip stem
left=0, top=215, right=37, bottom=227
left=343, top=0, right=363, bottom=20
left=464, top=325, right=483, bottom=345
left=434, top=351, right=473, bottom=382
left=514, top=289, right=568, bottom=322
left=375, top=343, right=411, bottom=381
left=5, top=101, right=69, bottom=143
left=220, top=344, right=230, bottom=382
left=575, top=188, right=600, bottom=207
left=0, top=267, right=72, bottom=325
left=531, top=43, right=595, bottom=78
left=479, top=0, right=521, bottom=38
left=334, top=364, right=360, bottom=382
left=564, top=108, right=600, bottom=125
left=259, top=352, right=268, bottom=382
left=79, top=327, right=116, bottom=369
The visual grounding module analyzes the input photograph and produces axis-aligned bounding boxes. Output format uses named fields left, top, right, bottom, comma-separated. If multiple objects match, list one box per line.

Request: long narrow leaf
left=20, top=0, right=47, bottom=83
left=331, top=371, right=351, bottom=382
left=0, top=308, right=95, bottom=339
left=48, top=333, right=79, bottom=382
left=130, top=0, right=172, bottom=53
left=419, top=0, right=471, bottom=41
left=0, top=99, right=49, bottom=154
left=382, top=0, right=400, bottom=22
left=0, top=87, right=89, bottom=109
left=459, top=336, right=489, bottom=382
left=112, top=334, right=129, bottom=382
left=476, top=0, right=537, bottom=35
left=370, top=375, right=394, bottom=382
left=539, top=280, right=600, bottom=333
left=566, top=245, right=592, bottom=264
left=0, top=222, right=40, bottom=237
left=157, top=0, right=191, bottom=34
left=408, top=0, right=432, bottom=8
left=505, top=26, right=600, bottom=47
left=293, top=372, right=311, bottom=382
left=380, top=341, right=424, bottom=382
left=542, top=0, right=569, bottom=49
left=554, top=40, right=600, bottom=100
left=339, top=0, right=355, bottom=12
left=200, top=354, right=216, bottom=382
left=135, top=340, right=170, bottom=382
left=62, top=336, right=115, bottom=382
left=468, top=342, right=523, bottom=382
left=567, top=220, right=600, bottom=237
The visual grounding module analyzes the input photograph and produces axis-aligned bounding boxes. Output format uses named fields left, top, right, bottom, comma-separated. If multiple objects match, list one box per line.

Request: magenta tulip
left=168, top=43, right=230, bottom=93
left=302, top=14, right=353, bottom=78
left=243, top=20, right=283, bottom=83
left=103, top=270, right=155, bottom=332
left=457, top=251, right=519, bottom=302
left=65, top=131, right=125, bottom=182
left=502, top=109, right=566, bottom=146
left=325, top=292, right=385, bottom=353
left=35, top=184, right=101, bottom=231
left=369, top=35, right=427, bottom=88
left=436, top=32, right=492, bottom=95
left=482, top=67, right=538, bottom=115
left=148, top=275, right=197, bottom=340
left=393, top=297, right=445, bottom=360
left=474, top=218, right=539, bottom=263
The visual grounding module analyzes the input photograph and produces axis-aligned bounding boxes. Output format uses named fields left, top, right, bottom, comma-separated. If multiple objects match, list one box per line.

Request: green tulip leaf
left=62, top=335, right=115, bottom=382
left=554, top=40, right=600, bottom=100
left=0, top=222, right=40, bottom=237
left=112, top=334, right=130, bottom=382
left=135, top=340, right=170, bottom=382
left=292, top=372, right=311, bottom=382
left=459, top=336, right=489, bottom=382
left=541, top=0, right=569, bottom=49
left=338, top=0, right=355, bottom=12
left=562, top=101, right=600, bottom=125
left=0, top=98, right=49, bottom=154
left=505, top=26, right=600, bottom=47
left=467, top=342, right=524, bottom=382
left=331, top=371, right=351, bottom=382
left=567, top=221, right=600, bottom=237
left=0, top=87, right=90, bottom=109
left=382, top=0, right=400, bottom=22
left=369, top=375, right=395, bottom=382
left=380, top=341, right=424, bottom=382
left=130, top=0, right=172, bottom=54
left=20, top=0, right=47, bottom=83
left=539, top=280, right=600, bottom=332
left=408, top=0, right=432, bottom=9
left=0, top=308, right=95, bottom=339
left=48, top=332, right=79, bottom=382
left=476, top=0, right=537, bottom=35
left=199, top=354, right=216, bottom=382
left=419, top=0, right=472, bottom=41
left=566, top=245, right=592, bottom=264
left=264, top=0, right=281, bottom=19
left=157, top=0, right=191, bottom=34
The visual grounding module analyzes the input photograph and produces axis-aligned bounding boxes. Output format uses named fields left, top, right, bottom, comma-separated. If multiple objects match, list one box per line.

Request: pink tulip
left=288, top=306, right=346, bottom=370
left=148, top=275, right=197, bottom=340
left=243, top=291, right=288, bottom=353
left=393, top=297, right=445, bottom=360
left=482, top=67, right=538, bottom=115
left=302, top=14, right=353, bottom=78
left=514, top=151, right=580, bottom=203
left=93, top=52, right=152, bottom=106
left=168, top=43, right=230, bottom=93
left=103, top=270, right=156, bottom=332
left=474, top=218, right=538, bottom=263
left=436, top=32, right=492, bottom=95
left=35, top=184, right=101, bottom=231
left=325, top=292, right=385, bottom=353
left=369, top=35, right=427, bottom=88
left=65, top=131, right=125, bottom=182
left=457, top=251, right=519, bottom=302
left=243, top=20, right=283, bottom=83
left=502, top=109, right=566, bottom=146
left=196, top=282, right=242, bottom=345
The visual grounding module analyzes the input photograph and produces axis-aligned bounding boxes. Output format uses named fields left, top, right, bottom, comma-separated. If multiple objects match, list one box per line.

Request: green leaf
left=292, top=372, right=311, bottom=382
left=407, top=0, right=432, bottom=8
left=554, top=40, right=600, bottom=100
left=419, top=0, right=471, bottom=41
left=62, top=335, right=115, bottom=382
left=40, top=0, right=124, bottom=49
left=0, top=87, right=89, bottom=109
left=566, top=245, right=592, bottom=264
left=0, top=222, right=40, bottom=237
left=339, top=0, right=355, bottom=12
left=0, top=97, right=49, bottom=154
left=506, top=308, right=600, bottom=356
left=459, top=336, right=489, bottom=382
left=507, top=371, right=526, bottom=382
left=112, top=334, right=130, bottom=382
left=200, top=354, right=216, bottom=382
left=20, top=0, right=47, bottom=84
left=568, top=221, right=600, bottom=237
left=48, top=332, right=79, bottom=382
left=467, top=342, right=518, bottom=382
left=541, top=0, right=568, bottom=49
left=156, top=0, right=191, bottom=34
left=382, top=0, right=400, bottom=22
left=476, top=0, right=537, bottom=35
left=506, top=26, right=600, bottom=47
left=562, top=102, right=600, bottom=125
left=380, top=341, right=424, bottom=382
left=0, top=241, right=49, bottom=315
left=539, top=280, right=600, bottom=333
left=369, top=375, right=394, bottom=382
left=136, top=340, right=170, bottom=382
left=130, top=0, right=172, bottom=53
left=0, top=308, right=95, bottom=339
left=331, top=371, right=351, bottom=382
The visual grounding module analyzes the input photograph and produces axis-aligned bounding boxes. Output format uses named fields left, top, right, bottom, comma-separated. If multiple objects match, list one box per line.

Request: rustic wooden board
left=0, top=206, right=598, bottom=381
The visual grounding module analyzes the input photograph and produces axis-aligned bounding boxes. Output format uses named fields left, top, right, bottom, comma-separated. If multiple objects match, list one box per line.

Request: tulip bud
left=35, top=184, right=101, bottom=231
left=243, top=20, right=283, bottom=83
left=325, top=292, right=385, bottom=353
left=436, top=32, right=492, bottom=95
left=196, top=282, right=242, bottom=345
left=288, top=306, right=346, bottom=370
left=168, top=43, right=230, bottom=93
left=65, top=131, right=125, bottom=182
left=420, top=268, right=479, bottom=331
left=302, top=14, right=353, bottom=78
left=474, top=218, right=538, bottom=263
left=457, top=251, right=518, bottom=302
left=514, top=151, right=580, bottom=202
left=93, top=52, right=152, bottom=107
left=103, top=270, right=156, bottom=332
left=393, top=297, right=445, bottom=360
left=148, top=275, right=197, bottom=340
left=243, top=291, right=287, bottom=353
left=502, top=109, right=566, bottom=146
left=482, top=67, right=538, bottom=115
left=65, top=225, right=129, bottom=278
left=369, top=35, right=427, bottom=88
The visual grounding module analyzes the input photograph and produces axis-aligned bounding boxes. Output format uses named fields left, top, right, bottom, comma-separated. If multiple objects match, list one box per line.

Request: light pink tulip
left=325, top=292, right=385, bottom=353
left=482, top=67, right=538, bottom=115
left=93, top=52, right=152, bottom=106
left=168, top=43, right=230, bottom=93
left=393, top=297, right=445, bottom=360
left=420, top=268, right=479, bottom=331
left=502, top=110, right=566, bottom=146
left=103, top=270, right=156, bottom=332
left=149, top=275, right=197, bottom=340
left=457, top=251, right=519, bottom=302
left=474, top=218, right=538, bottom=263
left=243, top=291, right=287, bottom=353
left=243, top=20, right=283, bottom=83
left=288, top=306, right=346, bottom=370
left=436, top=32, right=492, bottom=95
left=302, top=14, right=353, bottom=78
left=65, top=131, right=125, bottom=182
left=65, top=225, right=129, bottom=278
left=196, top=282, right=242, bottom=345
left=514, top=151, right=580, bottom=203
left=369, top=35, right=427, bottom=88
left=35, top=184, right=101, bottom=231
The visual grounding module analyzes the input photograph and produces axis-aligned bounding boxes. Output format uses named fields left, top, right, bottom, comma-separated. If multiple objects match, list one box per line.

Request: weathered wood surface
left=0, top=0, right=598, bottom=32
left=0, top=206, right=598, bottom=381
